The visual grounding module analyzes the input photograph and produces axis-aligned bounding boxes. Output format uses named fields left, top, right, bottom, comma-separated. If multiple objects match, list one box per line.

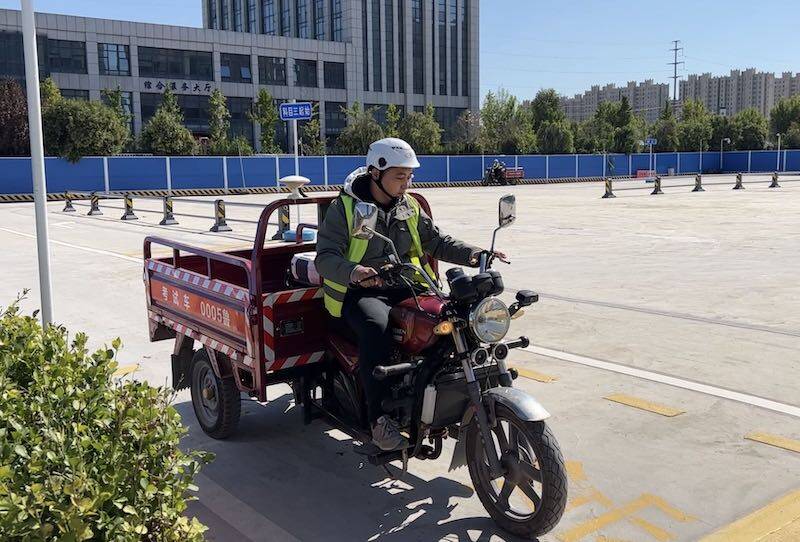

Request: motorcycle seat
left=290, top=251, right=322, bottom=286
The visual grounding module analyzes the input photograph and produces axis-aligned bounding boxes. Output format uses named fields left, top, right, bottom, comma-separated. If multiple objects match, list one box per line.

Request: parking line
left=604, top=394, right=685, bottom=417
left=699, top=489, right=800, bottom=541
left=0, top=227, right=140, bottom=263
left=513, top=366, right=558, bottom=383
left=745, top=432, right=800, bottom=454
left=525, top=345, right=800, bottom=418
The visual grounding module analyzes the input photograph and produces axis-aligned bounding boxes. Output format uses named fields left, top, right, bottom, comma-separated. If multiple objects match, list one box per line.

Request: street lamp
left=720, top=137, right=731, bottom=172
left=776, top=133, right=782, bottom=171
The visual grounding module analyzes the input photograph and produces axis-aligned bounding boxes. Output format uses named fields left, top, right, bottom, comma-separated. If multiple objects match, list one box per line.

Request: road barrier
left=602, top=178, right=616, bottom=199
left=88, top=193, right=103, bottom=215
left=62, top=191, right=76, bottom=212
left=210, top=199, right=232, bottom=233
left=159, top=196, right=178, bottom=226
left=651, top=176, right=664, bottom=195
left=120, top=193, right=138, bottom=221
left=692, top=174, right=705, bottom=192
left=601, top=172, right=799, bottom=198
left=769, top=172, right=781, bottom=189
left=733, top=173, right=745, bottom=190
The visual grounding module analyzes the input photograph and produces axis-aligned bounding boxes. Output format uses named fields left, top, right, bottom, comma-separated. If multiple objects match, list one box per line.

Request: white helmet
left=367, top=138, right=421, bottom=170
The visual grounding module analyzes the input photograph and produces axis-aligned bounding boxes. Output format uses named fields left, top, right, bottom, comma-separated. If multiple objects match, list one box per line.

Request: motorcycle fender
left=448, top=387, right=550, bottom=472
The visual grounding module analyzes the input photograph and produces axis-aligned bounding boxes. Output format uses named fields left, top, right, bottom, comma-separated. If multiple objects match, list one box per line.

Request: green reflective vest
left=322, top=194, right=437, bottom=317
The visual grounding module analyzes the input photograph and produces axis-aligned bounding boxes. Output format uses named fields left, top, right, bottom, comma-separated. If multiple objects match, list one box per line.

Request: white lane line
left=524, top=345, right=800, bottom=418
left=0, top=226, right=140, bottom=263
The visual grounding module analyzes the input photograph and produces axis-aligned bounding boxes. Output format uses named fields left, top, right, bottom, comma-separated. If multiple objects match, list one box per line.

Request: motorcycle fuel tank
left=389, top=295, right=446, bottom=354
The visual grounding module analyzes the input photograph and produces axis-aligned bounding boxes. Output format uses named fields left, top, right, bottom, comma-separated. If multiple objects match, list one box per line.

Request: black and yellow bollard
left=650, top=175, right=664, bottom=195
left=62, top=191, right=75, bottom=212
left=692, top=174, right=705, bottom=192
left=210, top=199, right=232, bottom=232
left=271, top=205, right=291, bottom=240
left=120, top=193, right=138, bottom=220
left=159, top=196, right=178, bottom=225
left=768, top=172, right=781, bottom=189
left=732, top=172, right=745, bottom=190
left=601, top=177, right=616, bottom=198
left=88, top=192, right=103, bottom=215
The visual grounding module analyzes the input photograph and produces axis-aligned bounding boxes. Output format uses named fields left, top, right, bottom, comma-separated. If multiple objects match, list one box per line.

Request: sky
left=2, top=0, right=799, bottom=101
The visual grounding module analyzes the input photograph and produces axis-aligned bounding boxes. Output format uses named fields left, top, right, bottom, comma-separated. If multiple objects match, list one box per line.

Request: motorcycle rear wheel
left=466, top=405, right=567, bottom=539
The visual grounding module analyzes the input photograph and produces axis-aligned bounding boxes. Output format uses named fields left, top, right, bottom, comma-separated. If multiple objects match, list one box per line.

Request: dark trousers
left=341, top=288, right=411, bottom=424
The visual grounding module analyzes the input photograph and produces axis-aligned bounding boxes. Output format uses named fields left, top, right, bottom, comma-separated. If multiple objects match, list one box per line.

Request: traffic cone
left=120, top=193, right=138, bottom=221
left=692, top=174, right=705, bottom=192
left=159, top=196, right=178, bottom=225
left=768, top=172, right=781, bottom=189
left=733, top=172, right=745, bottom=190
left=210, top=199, right=232, bottom=232
left=602, top=178, right=616, bottom=198
left=651, top=176, right=664, bottom=195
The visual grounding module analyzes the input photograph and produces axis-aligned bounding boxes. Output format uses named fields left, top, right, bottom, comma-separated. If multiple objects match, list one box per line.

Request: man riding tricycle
left=143, top=138, right=567, bottom=539
left=483, top=159, right=523, bottom=186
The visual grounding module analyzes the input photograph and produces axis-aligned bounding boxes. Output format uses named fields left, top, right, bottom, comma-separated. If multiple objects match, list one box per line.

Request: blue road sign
left=279, top=102, right=313, bottom=121
left=645, top=137, right=658, bottom=146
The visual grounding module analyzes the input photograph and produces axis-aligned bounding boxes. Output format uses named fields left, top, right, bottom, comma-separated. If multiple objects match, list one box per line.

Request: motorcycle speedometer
left=468, top=297, right=511, bottom=343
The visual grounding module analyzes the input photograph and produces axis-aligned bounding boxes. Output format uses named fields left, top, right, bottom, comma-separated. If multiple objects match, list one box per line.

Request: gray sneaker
left=371, top=415, right=409, bottom=451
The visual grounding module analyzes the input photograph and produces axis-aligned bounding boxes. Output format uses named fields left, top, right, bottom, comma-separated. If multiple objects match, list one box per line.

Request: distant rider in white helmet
left=315, top=137, right=504, bottom=451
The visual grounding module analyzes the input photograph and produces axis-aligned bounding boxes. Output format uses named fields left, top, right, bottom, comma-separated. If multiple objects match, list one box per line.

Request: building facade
left=679, top=69, right=799, bottom=118
left=560, top=79, right=670, bottom=125
left=0, top=1, right=479, bottom=151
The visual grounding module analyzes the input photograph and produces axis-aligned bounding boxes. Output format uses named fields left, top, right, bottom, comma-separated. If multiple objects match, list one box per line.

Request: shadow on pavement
left=177, top=393, right=530, bottom=542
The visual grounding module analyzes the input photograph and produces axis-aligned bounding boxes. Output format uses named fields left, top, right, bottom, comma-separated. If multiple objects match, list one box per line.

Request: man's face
left=373, top=167, right=414, bottom=197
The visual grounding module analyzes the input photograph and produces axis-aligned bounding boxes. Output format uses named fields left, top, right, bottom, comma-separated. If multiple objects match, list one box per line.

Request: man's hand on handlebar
left=470, top=250, right=510, bottom=266
left=351, top=265, right=384, bottom=288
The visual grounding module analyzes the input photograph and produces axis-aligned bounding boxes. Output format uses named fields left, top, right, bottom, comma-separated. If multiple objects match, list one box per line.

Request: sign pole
left=292, top=100, right=299, bottom=176
left=22, top=0, right=54, bottom=326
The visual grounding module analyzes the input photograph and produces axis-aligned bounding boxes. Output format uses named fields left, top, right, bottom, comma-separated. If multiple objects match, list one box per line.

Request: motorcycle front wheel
left=466, top=404, right=567, bottom=539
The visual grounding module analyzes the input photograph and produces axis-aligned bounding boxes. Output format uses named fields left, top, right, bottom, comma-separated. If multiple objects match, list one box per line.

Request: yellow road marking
left=558, top=494, right=695, bottom=542
left=699, top=489, right=800, bottom=541
left=565, top=487, right=613, bottom=512
left=565, top=460, right=587, bottom=482
left=113, top=363, right=139, bottom=378
left=604, top=393, right=685, bottom=417
left=513, top=367, right=558, bottom=383
left=745, top=432, right=800, bottom=454
left=628, top=515, right=673, bottom=541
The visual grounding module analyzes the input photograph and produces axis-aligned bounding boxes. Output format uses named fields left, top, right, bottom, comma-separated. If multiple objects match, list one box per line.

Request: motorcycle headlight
left=469, top=298, right=510, bottom=343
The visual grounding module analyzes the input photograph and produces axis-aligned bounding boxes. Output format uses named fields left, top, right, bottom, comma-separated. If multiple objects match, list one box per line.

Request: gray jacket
left=315, top=169, right=483, bottom=286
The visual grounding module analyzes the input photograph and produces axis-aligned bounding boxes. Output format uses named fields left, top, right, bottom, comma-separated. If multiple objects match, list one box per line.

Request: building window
left=233, top=0, right=244, bottom=30
left=371, top=0, right=382, bottom=92
left=294, top=59, right=318, bottom=87
left=330, top=0, right=343, bottom=41
left=280, top=0, right=292, bottom=36
left=313, top=0, right=325, bottom=39
left=262, top=0, right=276, bottom=34
left=221, top=0, right=231, bottom=29
left=142, top=92, right=211, bottom=134
left=46, top=39, right=86, bottom=74
left=323, top=61, right=345, bottom=88
left=138, top=47, right=213, bottom=81
left=247, top=0, right=257, bottom=31
left=258, top=56, right=287, bottom=85
left=61, top=89, right=89, bottom=100
left=208, top=0, right=219, bottom=29
left=98, top=43, right=130, bottom=76
left=228, top=96, right=254, bottom=143
left=385, top=0, right=394, bottom=92
left=412, top=0, right=424, bottom=94
left=362, top=0, right=368, bottom=91
left=449, top=0, right=457, bottom=96
left=221, top=53, right=252, bottom=83
left=431, top=0, right=436, bottom=94
left=438, top=0, right=446, bottom=95
left=0, top=31, right=25, bottom=78
left=324, top=101, right=346, bottom=146
left=398, top=0, right=405, bottom=92
left=296, top=0, right=309, bottom=38
left=462, top=0, right=468, bottom=96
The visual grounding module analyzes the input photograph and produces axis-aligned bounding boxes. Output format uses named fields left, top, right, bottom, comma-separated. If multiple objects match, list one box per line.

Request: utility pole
left=669, top=40, right=685, bottom=112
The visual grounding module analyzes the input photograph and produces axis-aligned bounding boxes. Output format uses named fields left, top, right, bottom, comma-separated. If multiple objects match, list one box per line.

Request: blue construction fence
left=2, top=150, right=799, bottom=195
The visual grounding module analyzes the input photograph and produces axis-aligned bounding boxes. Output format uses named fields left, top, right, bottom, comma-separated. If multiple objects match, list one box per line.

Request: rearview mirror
left=352, top=202, right=378, bottom=240
left=498, top=194, right=516, bottom=229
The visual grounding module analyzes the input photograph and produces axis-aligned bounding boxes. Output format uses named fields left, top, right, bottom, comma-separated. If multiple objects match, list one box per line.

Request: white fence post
left=446, top=155, right=451, bottom=184
left=324, top=155, right=329, bottom=186
left=628, top=154, right=632, bottom=177
left=274, top=155, right=280, bottom=186
left=783, top=150, right=787, bottom=172
left=700, top=151, right=703, bottom=174
left=514, top=155, right=519, bottom=169
left=165, top=156, right=172, bottom=193
left=222, top=156, right=228, bottom=193
left=654, top=153, right=658, bottom=175
left=545, top=155, right=549, bottom=179
left=677, top=152, right=681, bottom=175
left=575, top=154, right=578, bottom=179
left=103, top=156, right=110, bottom=193
left=748, top=151, right=752, bottom=173
left=481, top=153, right=485, bottom=176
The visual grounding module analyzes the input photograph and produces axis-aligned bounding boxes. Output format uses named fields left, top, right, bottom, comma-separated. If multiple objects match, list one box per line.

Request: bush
left=43, top=99, right=129, bottom=163
left=0, top=295, right=211, bottom=540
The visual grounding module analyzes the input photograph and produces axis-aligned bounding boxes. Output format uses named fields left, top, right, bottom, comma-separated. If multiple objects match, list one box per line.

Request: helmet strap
left=373, top=169, right=397, bottom=201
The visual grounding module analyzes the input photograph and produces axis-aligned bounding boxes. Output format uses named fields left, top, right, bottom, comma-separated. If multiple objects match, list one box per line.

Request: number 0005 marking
left=200, top=301, right=224, bottom=324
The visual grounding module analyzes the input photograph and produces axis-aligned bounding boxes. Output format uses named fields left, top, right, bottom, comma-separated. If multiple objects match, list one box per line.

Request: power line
left=669, top=40, right=685, bottom=102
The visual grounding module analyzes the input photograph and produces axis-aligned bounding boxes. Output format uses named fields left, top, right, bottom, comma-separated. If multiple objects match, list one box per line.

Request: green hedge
left=0, top=296, right=212, bottom=540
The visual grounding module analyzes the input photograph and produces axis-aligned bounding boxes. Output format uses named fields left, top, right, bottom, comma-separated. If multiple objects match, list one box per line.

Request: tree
left=139, top=89, right=196, bottom=156
left=710, top=115, right=740, bottom=151
left=479, top=90, right=537, bottom=154
left=0, top=78, right=29, bottom=156
left=42, top=100, right=129, bottom=162
left=733, top=108, right=767, bottom=150
left=536, top=121, right=574, bottom=154
left=385, top=103, right=402, bottom=138
left=650, top=103, right=678, bottom=152
left=398, top=104, right=442, bottom=154
left=784, top=122, right=800, bottom=149
left=335, top=102, right=383, bottom=155
left=677, top=100, right=712, bottom=151
left=39, top=77, right=61, bottom=108
left=770, top=95, right=800, bottom=145
left=447, top=110, right=481, bottom=154
left=248, top=88, right=282, bottom=153
left=100, top=86, right=132, bottom=148
left=527, top=88, right=565, bottom=133
left=206, top=89, right=232, bottom=155
left=301, top=103, right=326, bottom=155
